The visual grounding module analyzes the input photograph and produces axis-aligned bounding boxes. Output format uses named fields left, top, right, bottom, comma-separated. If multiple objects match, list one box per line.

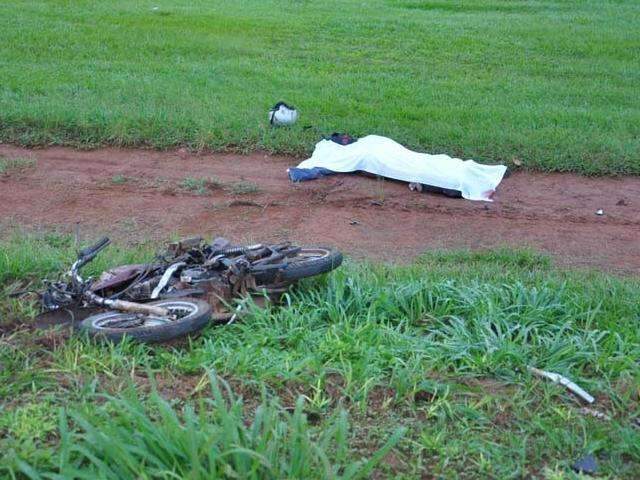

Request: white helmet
left=268, top=102, right=298, bottom=126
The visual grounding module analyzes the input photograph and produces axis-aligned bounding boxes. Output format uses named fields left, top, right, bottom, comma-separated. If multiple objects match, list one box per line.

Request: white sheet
left=295, top=135, right=507, bottom=201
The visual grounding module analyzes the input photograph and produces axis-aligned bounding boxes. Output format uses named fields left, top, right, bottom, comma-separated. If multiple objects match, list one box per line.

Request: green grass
left=179, top=176, right=221, bottom=195
left=226, top=180, right=261, bottom=195
left=109, top=174, right=127, bottom=185
left=14, top=378, right=401, bottom=479
left=0, top=156, right=36, bottom=175
left=179, top=177, right=259, bottom=195
left=1, top=0, right=639, bottom=174
left=1, top=235, right=639, bottom=477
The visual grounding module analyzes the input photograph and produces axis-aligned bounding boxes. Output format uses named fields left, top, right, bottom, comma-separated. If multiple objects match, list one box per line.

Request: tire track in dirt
left=1, top=145, right=639, bottom=273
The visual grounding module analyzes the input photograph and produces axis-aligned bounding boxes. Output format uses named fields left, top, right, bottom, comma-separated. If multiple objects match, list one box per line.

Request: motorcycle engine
left=180, top=267, right=216, bottom=284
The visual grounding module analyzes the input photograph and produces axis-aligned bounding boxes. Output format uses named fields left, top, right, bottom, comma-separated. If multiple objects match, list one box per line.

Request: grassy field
left=1, top=0, right=639, bottom=174
left=1, top=1, right=640, bottom=476
left=1, top=235, right=639, bottom=478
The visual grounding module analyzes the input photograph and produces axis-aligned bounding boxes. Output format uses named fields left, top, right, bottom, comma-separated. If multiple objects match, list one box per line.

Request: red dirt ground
left=1, top=145, right=638, bottom=273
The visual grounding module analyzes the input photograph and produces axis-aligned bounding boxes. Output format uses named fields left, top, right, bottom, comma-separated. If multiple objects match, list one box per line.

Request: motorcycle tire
left=79, top=298, right=212, bottom=343
left=254, top=247, right=343, bottom=284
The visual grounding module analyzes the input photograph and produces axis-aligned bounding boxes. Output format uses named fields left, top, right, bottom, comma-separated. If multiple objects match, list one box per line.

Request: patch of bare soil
left=1, top=145, right=639, bottom=273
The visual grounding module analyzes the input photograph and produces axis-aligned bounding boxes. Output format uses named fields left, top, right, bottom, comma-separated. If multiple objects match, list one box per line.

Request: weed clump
left=0, top=156, right=36, bottom=175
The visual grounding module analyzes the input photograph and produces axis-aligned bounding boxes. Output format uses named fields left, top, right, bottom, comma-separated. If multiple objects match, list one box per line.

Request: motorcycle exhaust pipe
left=106, top=299, right=171, bottom=318
left=86, top=292, right=171, bottom=318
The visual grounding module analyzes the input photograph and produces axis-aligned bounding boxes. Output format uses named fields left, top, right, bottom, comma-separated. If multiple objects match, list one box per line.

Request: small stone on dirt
left=349, top=220, right=360, bottom=225
left=616, top=199, right=628, bottom=206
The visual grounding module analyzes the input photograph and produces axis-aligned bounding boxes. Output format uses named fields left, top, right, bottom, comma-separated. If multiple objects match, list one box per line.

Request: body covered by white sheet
left=294, top=135, right=508, bottom=201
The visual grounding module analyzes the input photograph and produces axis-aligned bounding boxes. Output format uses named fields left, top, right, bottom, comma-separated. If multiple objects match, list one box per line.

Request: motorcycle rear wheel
left=253, top=247, right=343, bottom=284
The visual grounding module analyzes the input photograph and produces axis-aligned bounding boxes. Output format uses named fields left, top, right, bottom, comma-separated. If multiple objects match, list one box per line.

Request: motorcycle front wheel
left=79, top=298, right=211, bottom=343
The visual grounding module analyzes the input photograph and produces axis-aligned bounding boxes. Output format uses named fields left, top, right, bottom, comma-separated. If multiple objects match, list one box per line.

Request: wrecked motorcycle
left=36, top=236, right=342, bottom=343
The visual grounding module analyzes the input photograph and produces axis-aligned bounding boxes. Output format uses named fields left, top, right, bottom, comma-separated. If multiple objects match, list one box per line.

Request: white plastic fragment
left=578, top=407, right=611, bottom=421
left=528, top=366, right=595, bottom=404
left=596, top=209, right=604, bottom=216
left=227, top=298, right=249, bottom=325
left=151, top=262, right=185, bottom=299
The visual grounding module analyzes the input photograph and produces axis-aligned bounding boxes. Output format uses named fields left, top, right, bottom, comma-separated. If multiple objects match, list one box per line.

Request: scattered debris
left=408, top=182, right=423, bottom=192
left=528, top=366, right=595, bottom=404
left=571, top=454, right=598, bottom=476
left=269, top=102, right=298, bottom=126
left=578, top=407, right=611, bottom=421
left=370, top=200, right=383, bottom=206
left=513, top=158, right=523, bottom=167
left=595, top=209, right=604, bottom=216
left=349, top=220, right=360, bottom=225
left=616, top=198, right=628, bottom=206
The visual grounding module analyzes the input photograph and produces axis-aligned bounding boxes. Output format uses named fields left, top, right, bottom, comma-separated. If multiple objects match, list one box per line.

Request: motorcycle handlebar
left=78, top=237, right=111, bottom=259
left=72, top=238, right=111, bottom=286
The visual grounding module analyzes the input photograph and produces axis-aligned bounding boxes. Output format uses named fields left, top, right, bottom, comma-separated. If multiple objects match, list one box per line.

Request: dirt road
left=1, top=145, right=638, bottom=273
